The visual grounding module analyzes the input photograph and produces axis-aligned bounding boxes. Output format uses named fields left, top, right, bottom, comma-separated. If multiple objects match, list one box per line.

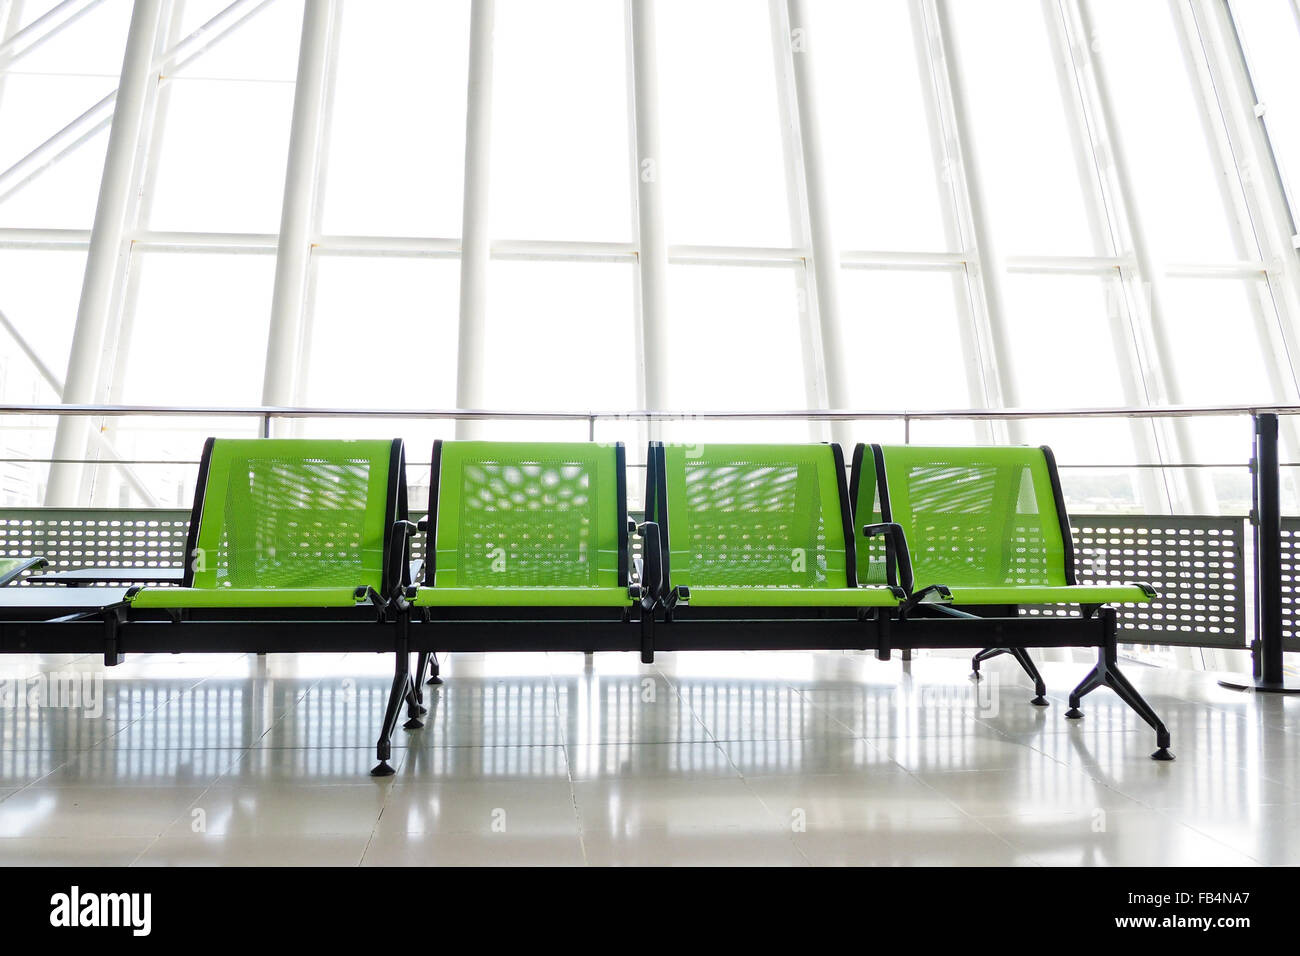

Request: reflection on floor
left=0, top=648, right=1296, bottom=866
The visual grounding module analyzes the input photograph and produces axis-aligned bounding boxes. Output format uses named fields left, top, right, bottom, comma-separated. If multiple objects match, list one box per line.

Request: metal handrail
left=0, top=401, right=1297, bottom=421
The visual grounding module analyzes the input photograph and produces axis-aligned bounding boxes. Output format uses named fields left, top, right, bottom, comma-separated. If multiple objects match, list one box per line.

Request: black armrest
left=387, top=519, right=419, bottom=598
left=862, top=522, right=914, bottom=594
left=634, top=520, right=664, bottom=609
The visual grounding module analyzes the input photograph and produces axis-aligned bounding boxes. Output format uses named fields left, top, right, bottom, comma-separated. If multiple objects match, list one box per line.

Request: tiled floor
left=0, top=647, right=1296, bottom=866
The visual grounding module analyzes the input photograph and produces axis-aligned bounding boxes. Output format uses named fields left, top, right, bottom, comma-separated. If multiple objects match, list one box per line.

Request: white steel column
left=454, top=0, right=496, bottom=439
left=46, top=0, right=164, bottom=506
left=928, top=0, right=1024, bottom=444
left=294, top=0, right=344, bottom=412
left=1044, top=0, right=1171, bottom=512
left=0, top=0, right=26, bottom=108
left=628, top=0, right=668, bottom=415
left=261, top=0, right=334, bottom=413
left=767, top=0, right=824, bottom=437
left=1068, top=0, right=1211, bottom=512
left=909, top=0, right=995, bottom=443
left=782, top=0, right=850, bottom=446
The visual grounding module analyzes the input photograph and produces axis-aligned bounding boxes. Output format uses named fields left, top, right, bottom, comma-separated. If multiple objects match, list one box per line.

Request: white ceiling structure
left=0, top=0, right=1299, bottom=515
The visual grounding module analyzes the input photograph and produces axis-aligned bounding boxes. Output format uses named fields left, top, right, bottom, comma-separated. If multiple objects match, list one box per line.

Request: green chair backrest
left=184, top=438, right=405, bottom=593
left=425, top=441, right=627, bottom=589
left=655, top=443, right=857, bottom=589
left=859, top=444, right=1074, bottom=591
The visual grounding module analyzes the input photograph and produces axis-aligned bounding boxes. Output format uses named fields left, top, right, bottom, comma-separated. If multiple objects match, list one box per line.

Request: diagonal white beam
left=928, top=0, right=1024, bottom=443
left=0, top=0, right=273, bottom=207
left=782, top=0, right=852, bottom=446
left=0, top=0, right=103, bottom=66
left=0, top=306, right=158, bottom=504
left=45, top=0, right=164, bottom=506
left=262, top=0, right=334, bottom=410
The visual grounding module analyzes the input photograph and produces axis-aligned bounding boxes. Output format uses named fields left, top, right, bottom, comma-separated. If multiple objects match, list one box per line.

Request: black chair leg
left=402, top=662, right=425, bottom=730
left=426, top=652, right=442, bottom=685
left=1064, top=632, right=1173, bottom=760
left=973, top=646, right=1047, bottom=705
left=412, top=651, right=430, bottom=707
left=1065, top=664, right=1103, bottom=719
left=1009, top=647, right=1049, bottom=706
left=372, top=625, right=413, bottom=776
left=971, top=646, right=1005, bottom=677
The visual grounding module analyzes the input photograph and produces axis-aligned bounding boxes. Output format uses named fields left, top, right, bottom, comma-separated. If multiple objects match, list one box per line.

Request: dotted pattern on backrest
left=881, top=448, right=1065, bottom=589
left=1023, top=516, right=1246, bottom=649
left=669, top=447, right=844, bottom=589
left=207, top=453, right=382, bottom=590
left=0, top=510, right=189, bottom=585
left=433, top=443, right=623, bottom=590
left=455, top=458, right=596, bottom=587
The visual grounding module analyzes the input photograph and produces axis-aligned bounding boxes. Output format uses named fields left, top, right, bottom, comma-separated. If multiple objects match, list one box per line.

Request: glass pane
left=839, top=268, right=974, bottom=409
left=0, top=0, right=128, bottom=229
left=475, top=260, right=637, bottom=440
left=1088, top=0, right=1251, bottom=262
left=660, top=263, right=811, bottom=444
left=809, top=0, right=950, bottom=253
left=1230, top=0, right=1300, bottom=224
left=321, top=0, right=470, bottom=238
left=0, top=248, right=86, bottom=504
left=146, top=2, right=303, bottom=232
left=1162, top=277, right=1295, bottom=406
left=171, top=0, right=304, bottom=83
left=490, top=0, right=630, bottom=241
left=949, top=0, right=1103, bottom=256
left=304, top=255, right=459, bottom=408
left=117, top=253, right=275, bottom=405
left=0, top=248, right=85, bottom=401
left=657, top=0, right=791, bottom=247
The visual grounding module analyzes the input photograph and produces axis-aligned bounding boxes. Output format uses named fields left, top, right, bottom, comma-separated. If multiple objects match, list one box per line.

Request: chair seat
left=934, top=584, right=1154, bottom=606
left=686, top=586, right=900, bottom=608
left=412, top=586, right=633, bottom=608
left=129, top=586, right=372, bottom=609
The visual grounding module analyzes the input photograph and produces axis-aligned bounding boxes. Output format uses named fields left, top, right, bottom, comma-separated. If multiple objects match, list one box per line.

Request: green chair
left=121, top=438, right=418, bottom=775
left=409, top=440, right=639, bottom=611
left=399, top=440, right=651, bottom=718
left=852, top=443, right=1170, bottom=759
left=127, top=437, right=409, bottom=611
left=650, top=441, right=901, bottom=613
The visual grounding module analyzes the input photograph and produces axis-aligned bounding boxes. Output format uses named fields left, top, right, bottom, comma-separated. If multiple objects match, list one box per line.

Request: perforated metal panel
left=1280, top=519, right=1300, bottom=647
left=1024, top=515, right=1247, bottom=649
left=0, top=509, right=190, bottom=584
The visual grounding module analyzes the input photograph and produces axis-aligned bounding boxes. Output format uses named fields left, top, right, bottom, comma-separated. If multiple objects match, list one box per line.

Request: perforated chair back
left=184, top=438, right=406, bottom=595
left=425, top=441, right=627, bottom=590
left=653, top=443, right=857, bottom=590
left=857, top=444, right=1074, bottom=591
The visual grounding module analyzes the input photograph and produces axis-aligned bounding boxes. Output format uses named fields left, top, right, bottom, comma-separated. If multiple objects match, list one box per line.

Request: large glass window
left=949, top=0, right=1103, bottom=256
left=656, top=0, right=791, bottom=248
left=0, top=0, right=1293, bottom=514
left=811, top=0, right=950, bottom=253
left=321, top=0, right=469, bottom=238
left=147, top=0, right=303, bottom=234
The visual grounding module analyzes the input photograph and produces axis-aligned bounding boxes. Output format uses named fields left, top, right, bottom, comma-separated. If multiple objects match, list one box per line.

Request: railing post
left=1221, top=412, right=1299, bottom=693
